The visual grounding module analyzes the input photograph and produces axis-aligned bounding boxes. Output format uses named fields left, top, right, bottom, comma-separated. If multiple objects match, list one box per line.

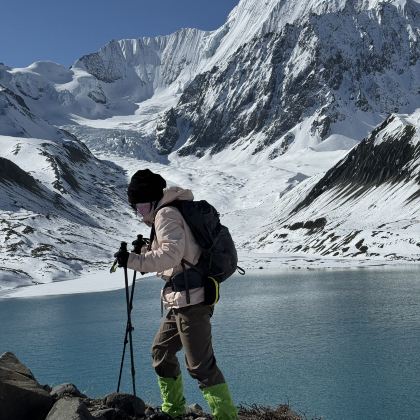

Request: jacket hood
left=158, top=186, right=194, bottom=207
left=143, top=186, right=194, bottom=225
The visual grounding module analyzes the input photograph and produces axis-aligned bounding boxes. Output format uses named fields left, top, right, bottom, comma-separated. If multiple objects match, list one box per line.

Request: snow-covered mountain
left=1, top=0, right=418, bottom=159
left=158, top=0, right=419, bottom=157
left=253, top=110, right=420, bottom=261
left=0, top=86, right=139, bottom=289
left=1, top=0, right=420, bottom=291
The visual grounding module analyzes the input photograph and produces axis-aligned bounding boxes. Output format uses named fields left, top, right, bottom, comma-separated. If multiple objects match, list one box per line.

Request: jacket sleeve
left=127, top=207, right=186, bottom=273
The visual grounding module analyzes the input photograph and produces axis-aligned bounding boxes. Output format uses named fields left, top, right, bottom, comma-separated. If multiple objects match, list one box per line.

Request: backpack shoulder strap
left=148, top=224, right=155, bottom=251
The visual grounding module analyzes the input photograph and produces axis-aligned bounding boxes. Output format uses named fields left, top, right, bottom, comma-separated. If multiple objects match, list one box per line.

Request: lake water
left=1, top=269, right=420, bottom=420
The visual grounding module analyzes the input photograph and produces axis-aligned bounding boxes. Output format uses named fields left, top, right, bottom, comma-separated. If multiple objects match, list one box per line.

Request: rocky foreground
left=0, top=352, right=303, bottom=420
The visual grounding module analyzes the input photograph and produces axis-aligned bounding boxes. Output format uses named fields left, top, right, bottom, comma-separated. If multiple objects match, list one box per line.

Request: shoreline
left=1, top=253, right=419, bottom=300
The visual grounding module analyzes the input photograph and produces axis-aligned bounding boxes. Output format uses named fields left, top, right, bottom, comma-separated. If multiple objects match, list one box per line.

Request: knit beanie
left=127, top=169, right=167, bottom=204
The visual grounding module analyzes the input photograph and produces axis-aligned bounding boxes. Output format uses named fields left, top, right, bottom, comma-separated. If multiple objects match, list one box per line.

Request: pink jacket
left=127, top=186, right=205, bottom=309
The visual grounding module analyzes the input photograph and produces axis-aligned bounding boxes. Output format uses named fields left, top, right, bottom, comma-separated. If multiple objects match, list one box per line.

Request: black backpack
left=153, top=200, right=244, bottom=304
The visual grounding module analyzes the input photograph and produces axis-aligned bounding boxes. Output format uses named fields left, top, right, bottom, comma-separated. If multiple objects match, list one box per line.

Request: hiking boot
left=158, top=375, right=186, bottom=418
left=201, top=383, right=238, bottom=420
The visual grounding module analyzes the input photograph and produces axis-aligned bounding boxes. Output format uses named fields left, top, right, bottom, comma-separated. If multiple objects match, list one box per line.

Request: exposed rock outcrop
left=0, top=352, right=302, bottom=420
left=0, top=352, right=54, bottom=420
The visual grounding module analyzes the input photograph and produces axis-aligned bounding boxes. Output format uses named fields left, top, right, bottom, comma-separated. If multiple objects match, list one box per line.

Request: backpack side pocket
left=204, top=276, right=220, bottom=306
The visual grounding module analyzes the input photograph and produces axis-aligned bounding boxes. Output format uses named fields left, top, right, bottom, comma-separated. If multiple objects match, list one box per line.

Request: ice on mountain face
left=154, top=0, right=419, bottom=159
left=71, top=28, right=212, bottom=109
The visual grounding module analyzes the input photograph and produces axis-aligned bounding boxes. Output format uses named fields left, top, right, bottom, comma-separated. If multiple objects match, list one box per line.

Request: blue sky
left=1, top=0, right=240, bottom=68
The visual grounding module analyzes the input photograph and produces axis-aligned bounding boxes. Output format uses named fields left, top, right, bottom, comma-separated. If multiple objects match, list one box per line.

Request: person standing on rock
left=114, top=169, right=237, bottom=420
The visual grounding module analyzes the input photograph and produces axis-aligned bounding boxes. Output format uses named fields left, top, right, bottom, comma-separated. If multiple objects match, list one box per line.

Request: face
left=135, top=202, right=152, bottom=219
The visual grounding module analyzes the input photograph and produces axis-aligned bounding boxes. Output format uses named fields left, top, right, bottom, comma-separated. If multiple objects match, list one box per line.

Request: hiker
left=114, top=169, right=237, bottom=420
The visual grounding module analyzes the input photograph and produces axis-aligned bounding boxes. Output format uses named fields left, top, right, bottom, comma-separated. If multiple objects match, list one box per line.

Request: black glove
left=132, top=234, right=149, bottom=254
left=114, top=249, right=129, bottom=268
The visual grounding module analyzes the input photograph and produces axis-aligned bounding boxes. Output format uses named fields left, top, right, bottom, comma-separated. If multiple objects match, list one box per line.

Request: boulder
left=90, top=407, right=130, bottom=420
left=147, top=412, right=174, bottom=420
left=104, top=392, right=146, bottom=417
left=144, top=405, right=156, bottom=416
left=187, top=403, right=204, bottom=414
left=50, top=382, right=87, bottom=399
left=0, top=352, right=54, bottom=420
left=46, top=397, right=94, bottom=420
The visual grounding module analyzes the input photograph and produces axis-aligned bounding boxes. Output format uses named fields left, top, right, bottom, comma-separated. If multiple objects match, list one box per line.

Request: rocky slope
left=252, top=110, right=420, bottom=261
left=0, top=87, right=138, bottom=289
left=0, top=352, right=301, bottom=420
left=157, top=0, right=419, bottom=158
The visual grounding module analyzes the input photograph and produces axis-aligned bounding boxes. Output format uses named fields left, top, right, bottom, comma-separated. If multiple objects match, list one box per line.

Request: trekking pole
left=117, top=268, right=137, bottom=395
left=116, top=235, right=149, bottom=395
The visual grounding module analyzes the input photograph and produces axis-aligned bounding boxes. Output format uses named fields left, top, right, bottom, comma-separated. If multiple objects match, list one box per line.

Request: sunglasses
left=130, top=202, right=152, bottom=215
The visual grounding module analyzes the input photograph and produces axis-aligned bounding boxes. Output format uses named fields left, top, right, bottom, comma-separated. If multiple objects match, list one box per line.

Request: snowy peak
left=294, top=111, right=420, bottom=213
left=211, top=0, right=419, bottom=72
left=224, top=0, right=416, bottom=37
left=73, top=27, right=210, bottom=89
left=25, top=61, right=73, bottom=84
left=151, top=0, right=418, bottom=159
left=251, top=109, right=420, bottom=262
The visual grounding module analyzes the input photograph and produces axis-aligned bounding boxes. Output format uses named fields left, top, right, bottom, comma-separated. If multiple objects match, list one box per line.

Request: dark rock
left=42, top=383, right=53, bottom=393
left=187, top=403, right=204, bottom=416
left=91, top=407, right=129, bottom=420
left=46, top=397, right=94, bottom=420
left=0, top=157, right=44, bottom=196
left=155, top=108, right=180, bottom=155
left=238, top=403, right=301, bottom=419
left=303, top=218, right=327, bottom=231
left=50, top=382, right=87, bottom=399
left=188, top=403, right=203, bottom=413
left=145, top=406, right=156, bottom=416
left=76, top=44, right=124, bottom=83
left=289, top=222, right=304, bottom=230
left=104, top=392, right=146, bottom=417
left=0, top=352, right=54, bottom=420
left=88, top=89, right=107, bottom=104
left=147, top=412, right=174, bottom=420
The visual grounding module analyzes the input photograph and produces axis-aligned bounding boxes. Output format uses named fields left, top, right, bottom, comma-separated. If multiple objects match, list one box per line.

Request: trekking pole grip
left=132, top=234, right=148, bottom=275
left=110, top=242, right=128, bottom=273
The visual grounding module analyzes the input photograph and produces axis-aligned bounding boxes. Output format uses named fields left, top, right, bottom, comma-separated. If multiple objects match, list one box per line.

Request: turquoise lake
left=1, top=268, right=419, bottom=420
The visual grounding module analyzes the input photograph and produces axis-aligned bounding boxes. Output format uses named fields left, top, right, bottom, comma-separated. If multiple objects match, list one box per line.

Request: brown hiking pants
left=151, top=303, right=225, bottom=388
